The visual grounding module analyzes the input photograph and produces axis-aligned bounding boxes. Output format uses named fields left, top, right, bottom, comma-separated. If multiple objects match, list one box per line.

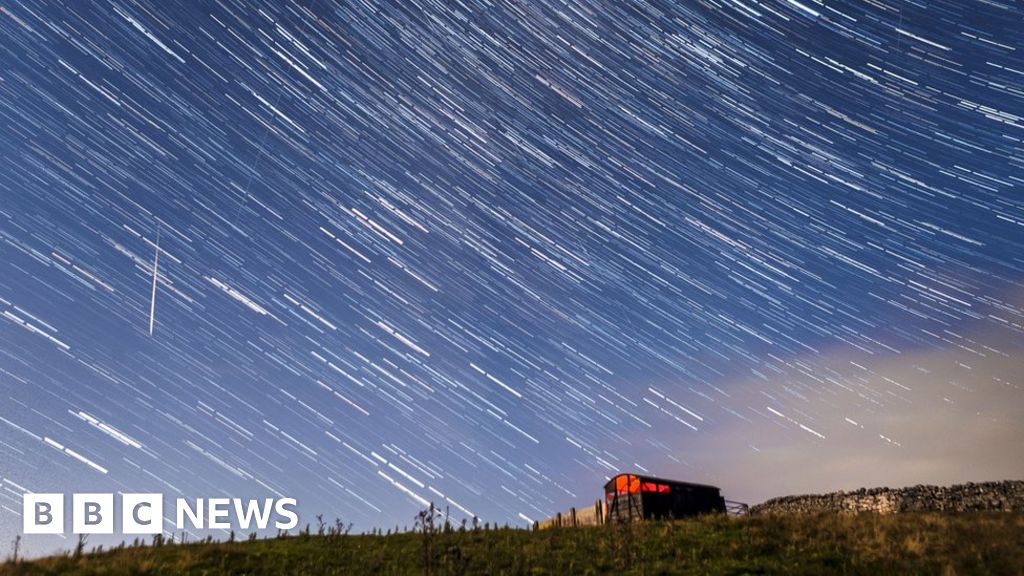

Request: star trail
left=1, top=0, right=1023, bottom=555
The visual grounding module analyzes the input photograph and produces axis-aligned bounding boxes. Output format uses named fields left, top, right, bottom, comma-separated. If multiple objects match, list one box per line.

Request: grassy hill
left=3, top=512, right=1022, bottom=575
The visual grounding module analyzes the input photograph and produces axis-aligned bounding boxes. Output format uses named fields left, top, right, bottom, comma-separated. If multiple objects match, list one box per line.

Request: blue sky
left=1, top=0, right=1022, bottom=557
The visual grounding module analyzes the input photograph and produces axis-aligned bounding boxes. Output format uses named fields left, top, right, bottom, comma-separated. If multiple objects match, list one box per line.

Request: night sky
left=2, top=0, right=1023, bottom=556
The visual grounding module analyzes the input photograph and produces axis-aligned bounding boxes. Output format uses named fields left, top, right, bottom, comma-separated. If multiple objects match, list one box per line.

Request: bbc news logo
left=23, top=494, right=298, bottom=535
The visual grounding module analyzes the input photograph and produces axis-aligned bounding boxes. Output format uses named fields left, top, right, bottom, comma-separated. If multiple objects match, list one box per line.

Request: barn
left=604, top=473, right=726, bottom=522
left=536, top=472, right=742, bottom=529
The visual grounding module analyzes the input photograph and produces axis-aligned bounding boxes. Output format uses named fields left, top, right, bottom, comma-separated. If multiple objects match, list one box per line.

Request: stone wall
left=751, top=480, right=1024, bottom=515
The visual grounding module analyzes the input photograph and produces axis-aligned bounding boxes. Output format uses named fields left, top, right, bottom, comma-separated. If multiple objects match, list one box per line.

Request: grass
left=2, top=512, right=1023, bottom=575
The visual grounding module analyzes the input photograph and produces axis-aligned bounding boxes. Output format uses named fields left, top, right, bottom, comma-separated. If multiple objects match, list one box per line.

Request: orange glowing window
left=613, top=475, right=642, bottom=494
left=641, top=482, right=672, bottom=493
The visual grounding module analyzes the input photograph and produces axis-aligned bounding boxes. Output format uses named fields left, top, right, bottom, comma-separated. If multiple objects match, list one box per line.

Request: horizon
left=2, top=0, right=1023, bottom=560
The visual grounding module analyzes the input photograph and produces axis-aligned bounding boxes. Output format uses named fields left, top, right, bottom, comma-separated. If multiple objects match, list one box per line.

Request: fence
left=725, top=500, right=749, bottom=516
left=537, top=497, right=749, bottom=529
left=536, top=499, right=605, bottom=529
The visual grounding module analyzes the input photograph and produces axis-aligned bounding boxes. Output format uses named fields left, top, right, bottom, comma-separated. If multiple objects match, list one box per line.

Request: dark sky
left=2, top=0, right=1023, bottom=557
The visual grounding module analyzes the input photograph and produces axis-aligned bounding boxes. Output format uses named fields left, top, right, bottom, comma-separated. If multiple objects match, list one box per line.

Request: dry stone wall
left=751, top=480, right=1024, bottom=515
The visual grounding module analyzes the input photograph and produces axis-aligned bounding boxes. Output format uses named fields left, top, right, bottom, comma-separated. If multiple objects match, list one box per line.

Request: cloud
left=645, top=314, right=1024, bottom=505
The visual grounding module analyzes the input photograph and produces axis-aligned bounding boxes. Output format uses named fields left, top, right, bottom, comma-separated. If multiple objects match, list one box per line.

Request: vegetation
left=3, top=510, right=1023, bottom=575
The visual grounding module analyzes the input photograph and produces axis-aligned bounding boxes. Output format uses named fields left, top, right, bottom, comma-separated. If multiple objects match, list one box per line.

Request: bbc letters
left=24, top=493, right=298, bottom=535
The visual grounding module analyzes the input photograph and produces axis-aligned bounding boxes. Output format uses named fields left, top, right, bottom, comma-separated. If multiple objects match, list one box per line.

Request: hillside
left=3, top=511, right=1023, bottom=575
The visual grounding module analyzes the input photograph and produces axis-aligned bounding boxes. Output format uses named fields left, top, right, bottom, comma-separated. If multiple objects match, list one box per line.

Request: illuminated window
left=640, top=482, right=672, bottom=493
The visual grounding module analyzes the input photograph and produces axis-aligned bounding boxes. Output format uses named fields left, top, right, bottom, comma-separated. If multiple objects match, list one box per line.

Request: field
left=2, top=512, right=1023, bottom=575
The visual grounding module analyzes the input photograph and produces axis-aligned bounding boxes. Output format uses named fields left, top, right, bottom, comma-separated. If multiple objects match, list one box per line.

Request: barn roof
left=604, top=472, right=722, bottom=492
